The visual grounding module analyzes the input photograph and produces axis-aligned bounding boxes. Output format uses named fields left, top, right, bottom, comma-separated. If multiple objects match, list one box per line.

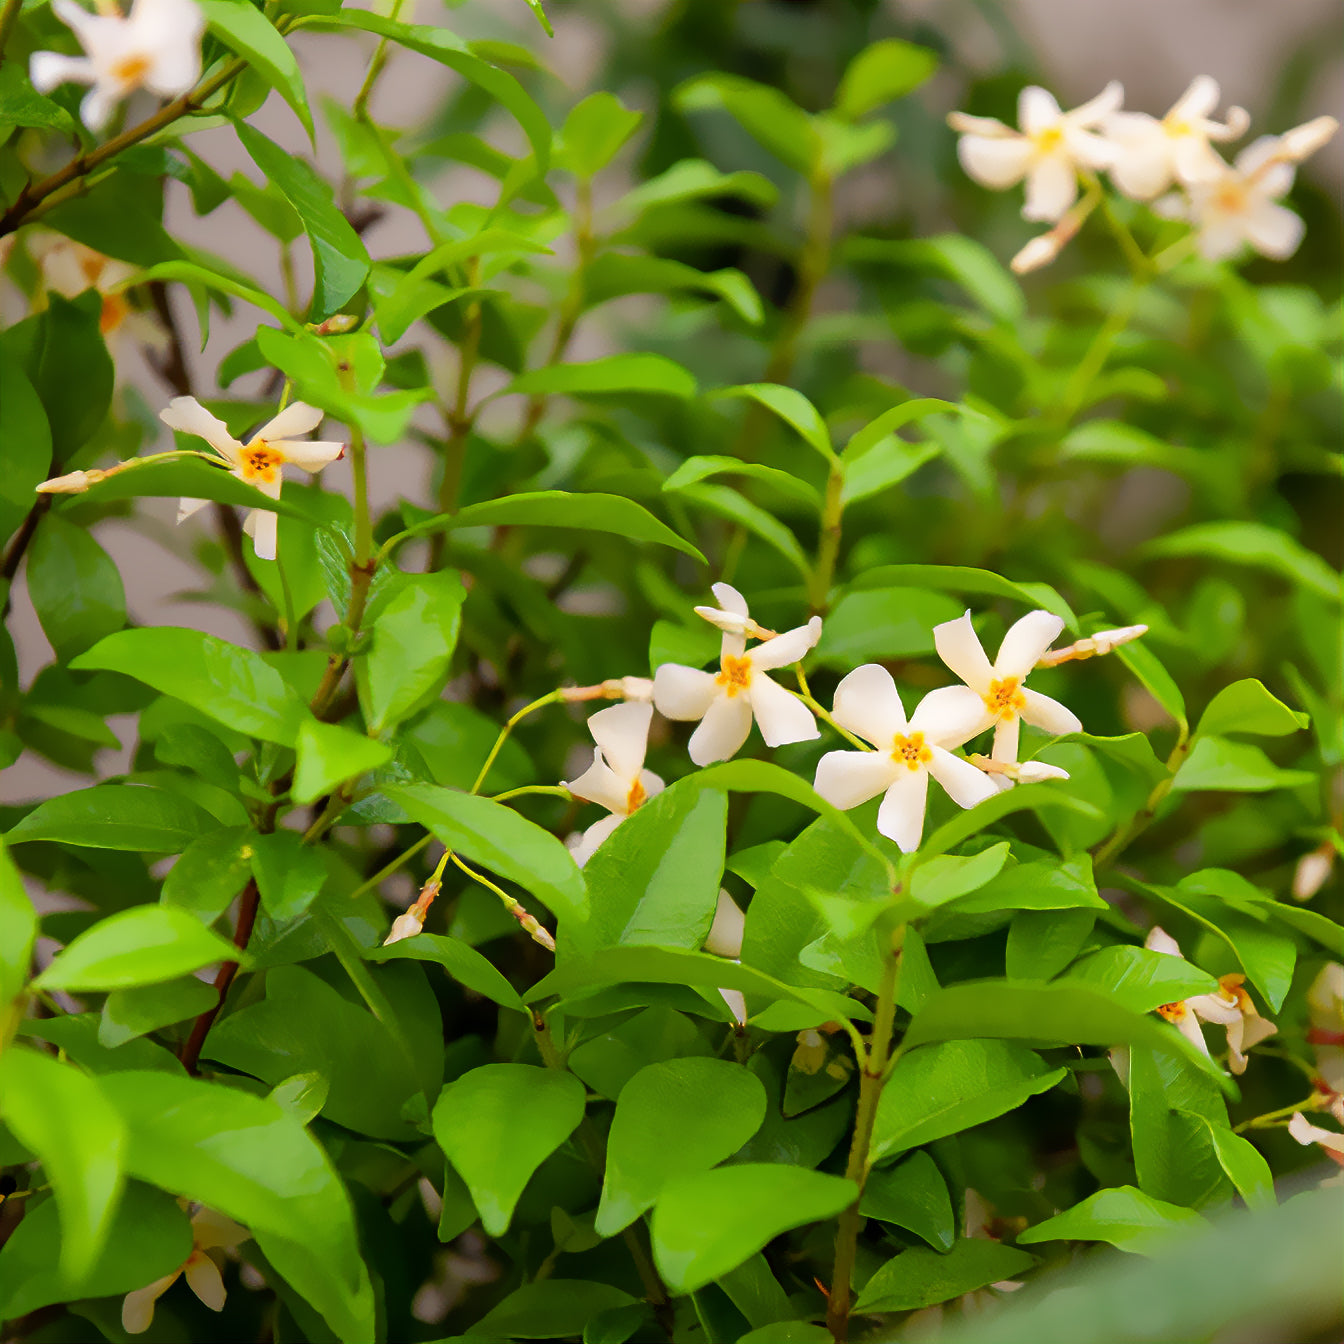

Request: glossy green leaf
left=133, top=258, right=302, bottom=331
left=651, top=1165, right=855, bottom=1294
left=504, top=352, right=697, bottom=399
left=1181, top=1113, right=1276, bottom=1210
left=855, top=1237, right=1035, bottom=1312
left=369, top=932, right=527, bottom=1013
left=675, top=481, right=811, bottom=575
left=662, top=455, right=819, bottom=508
left=33, top=904, right=242, bottom=992
left=0, top=1049, right=125, bottom=1281
left=292, top=718, right=394, bottom=804
left=713, top=383, right=835, bottom=462
left=860, top=1149, right=955, bottom=1250
left=1017, top=1185, right=1206, bottom=1255
left=27, top=515, right=126, bottom=661
left=98, top=976, right=217, bottom=1049
left=1059, top=945, right=1220, bottom=1013
left=1115, top=638, right=1189, bottom=729
left=0, top=839, right=37, bottom=1006
left=7, top=784, right=216, bottom=853
left=161, top=827, right=253, bottom=922
left=363, top=571, right=465, bottom=731
left=384, top=782, right=586, bottom=927
left=596, top=1057, right=767, bottom=1236
left=1172, top=737, right=1315, bottom=792
left=98, top=1070, right=376, bottom=1343
left=201, top=0, right=313, bottom=138
left=849, top=563, right=1074, bottom=627
left=557, top=91, right=642, bottom=177
left=476, top=1281, right=637, bottom=1339
left=0, top=363, right=51, bottom=542
left=248, top=830, right=327, bottom=922
left=909, top=842, right=1011, bottom=909
left=1196, top=679, right=1309, bottom=739
left=72, top=627, right=311, bottom=746
left=432, top=1063, right=586, bottom=1236
left=834, top=38, right=938, bottom=118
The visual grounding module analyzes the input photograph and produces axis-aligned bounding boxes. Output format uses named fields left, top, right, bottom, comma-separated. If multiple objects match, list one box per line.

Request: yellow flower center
left=1215, top=182, right=1247, bottom=214
left=1156, top=1001, right=1188, bottom=1023
left=99, top=293, right=129, bottom=335
left=891, top=731, right=932, bottom=772
left=983, top=676, right=1026, bottom=720
left=626, top=778, right=647, bottom=813
left=716, top=654, right=752, bottom=698
left=1164, top=117, right=1193, bottom=139
left=1032, top=126, right=1064, bottom=153
left=240, top=441, right=285, bottom=483
left=112, top=53, right=152, bottom=84
left=1218, top=973, right=1251, bottom=1011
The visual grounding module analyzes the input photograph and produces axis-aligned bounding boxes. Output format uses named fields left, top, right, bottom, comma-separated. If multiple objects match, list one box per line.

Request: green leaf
left=384, top=782, right=586, bottom=928
left=557, top=91, right=643, bottom=177
left=248, top=830, right=328, bottom=922
left=0, top=363, right=51, bottom=542
left=1196, top=679, right=1309, bottom=739
left=7, top=784, right=216, bottom=853
left=0, top=1049, right=125, bottom=1281
left=584, top=253, right=764, bottom=325
left=675, top=75, right=820, bottom=175
left=235, top=121, right=370, bottom=319
left=0, top=839, right=37, bottom=1006
left=840, top=437, right=940, bottom=508
left=855, top=1237, right=1035, bottom=1312
left=200, top=0, right=313, bottom=138
left=0, top=60, right=75, bottom=132
left=1115, top=639, right=1188, bottom=730
left=872, top=1040, right=1066, bottom=1161
left=504, top=352, right=697, bottom=399
left=26, top=515, right=126, bottom=661
left=368, top=932, right=526, bottom=1013
left=302, top=14, right=551, bottom=170
left=595, top=1057, right=767, bottom=1236
left=395, top=490, right=704, bottom=563
left=293, top=718, right=394, bottom=804
left=675, top=481, right=811, bottom=576
left=1017, top=1185, right=1206, bottom=1255
left=569, top=1005, right=713, bottom=1101
left=572, top=780, right=726, bottom=955
left=1181, top=1113, right=1275, bottom=1210
left=661, top=455, right=820, bottom=508
left=162, top=827, right=254, bottom=922
left=98, top=977, right=217, bottom=1049
left=713, top=384, right=836, bottom=463
left=860, top=1149, right=955, bottom=1250
left=72, top=627, right=311, bottom=746
left=521, top=0, right=553, bottom=36
left=1144, top=522, right=1342, bottom=604
left=363, top=571, right=465, bottom=732
left=916, top=784, right=1102, bottom=863
left=33, top=905, right=242, bottom=992
left=947, top=856, right=1106, bottom=916
left=851, top=234, right=1026, bottom=323
left=849, top=564, right=1075, bottom=628
left=1172, top=737, right=1315, bottom=792
left=909, top=842, right=1011, bottom=910
left=432, top=1063, right=586, bottom=1236
left=834, top=39, right=938, bottom=119
left=132, top=258, right=302, bottom=331
left=1059, top=945, right=1220, bottom=1013
left=98, top=1070, right=375, bottom=1343
left=476, top=1281, right=638, bottom=1339
left=652, top=1164, right=854, bottom=1294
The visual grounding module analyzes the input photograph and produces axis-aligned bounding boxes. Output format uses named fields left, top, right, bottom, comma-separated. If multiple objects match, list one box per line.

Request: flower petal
left=748, top=616, right=822, bottom=671
left=1171, top=134, right=1225, bottom=186
left=586, top=700, right=651, bottom=780
left=877, top=770, right=930, bottom=853
left=1019, top=689, right=1082, bottom=736
left=831, top=663, right=907, bottom=745
left=653, top=664, right=717, bottom=721
left=254, top=401, right=325, bottom=442
left=813, top=749, right=898, bottom=811
left=277, top=439, right=344, bottom=472
left=927, top=746, right=999, bottom=810
left=991, top=715, right=1021, bottom=765
left=995, top=610, right=1065, bottom=678
left=688, top=693, right=752, bottom=766
left=160, top=396, right=240, bottom=460
left=749, top=672, right=819, bottom=748
left=1018, top=85, right=1062, bottom=136
left=184, top=1252, right=227, bottom=1312
left=909, top=685, right=992, bottom=748
left=1171, top=75, right=1219, bottom=123
left=569, top=813, right=623, bottom=868
left=1288, top=1112, right=1344, bottom=1155
left=711, top=581, right=749, bottom=617
left=80, top=83, right=120, bottom=132
left=145, top=37, right=200, bottom=97
left=958, top=134, right=1032, bottom=189
left=564, top=753, right=628, bottom=815
left=1243, top=199, right=1304, bottom=259
left=1109, top=135, right=1174, bottom=200
left=1022, top=155, right=1078, bottom=222
left=1067, top=80, right=1125, bottom=127
left=243, top=507, right=278, bottom=562
left=933, top=611, right=994, bottom=692
left=1145, top=926, right=1183, bottom=957
left=122, top=1274, right=179, bottom=1334
left=177, top=495, right=210, bottom=523
left=947, top=111, right=1014, bottom=137
left=30, top=51, right=95, bottom=91
left=705, top=890, right=745, bottom=959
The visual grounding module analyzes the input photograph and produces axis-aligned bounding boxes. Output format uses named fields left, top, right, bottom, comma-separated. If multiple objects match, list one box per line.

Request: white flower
left=564, top=701, right=664, bottom=866
left=122, top=1204, right=248, bottom=1334
left=1287, top=1112, right=1344, bottom=1170
left=1155, top=125, right=1335, bottom=262
left=812, top=664, right=997, bottom=853
left=159, top=397, right=344, bottom=561
left=1307, top=962, right=1344, bottom=1103
left=383, top=910, right=424, bottom=945
left=704, top=889, right=747, bottom=1024
left=1293, top=845, right=1335, bottom=902
left=653, top=584, right=821, bottom=766
left=34, top=236, right=166, bottom=351
left=933, top=609, right=1082, bottom=767
left=1145, top=926, right=1276, bottom=1073
left=1103, top=76, right=1248, bottom=200
left=948, top=82, right=1123, bottom=222
left=968, top=753, right=1071, bottom=795
left=31, top=0, right=205, bottom=133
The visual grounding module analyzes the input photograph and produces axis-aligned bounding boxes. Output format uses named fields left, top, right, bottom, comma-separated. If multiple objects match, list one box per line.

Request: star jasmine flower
left=1287, top=1112, right=1344, bottom=1170
left=704, top=889, right=747, bottom=1024
left=948, top=82, right=1123, bottom=222
left=563, top=701, right=664, bottom=866
left=159, top=397, right=345, bottom=561
left=812, top=664, right=997, bottom=853
left=653, top=584, right=822, bottom=766
left=122, top=1204, right=248, bottom=1333
left=31, top=0, right=205, bottom=133
left=967, top=753, right=1071, bottom=794
left=1103, top=76, right=1249, bottom=200
left=35, top=236, right=166, bottom=351
left=933, top=610, right=1083, bottom=767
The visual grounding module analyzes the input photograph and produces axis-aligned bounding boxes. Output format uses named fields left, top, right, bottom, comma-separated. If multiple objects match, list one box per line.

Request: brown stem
left=1, top=496, right=51, bottom=616
left=179, top=878, right=261, bottom=1075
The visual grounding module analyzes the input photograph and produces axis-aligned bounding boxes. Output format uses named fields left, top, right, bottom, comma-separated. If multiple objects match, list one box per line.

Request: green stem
left=827, top=925, right=903, bottom=1342
left=491, top=784, right=572, bottom=803
left=1054, top=278, right=1145, bottom=424
left=349, top=833, right=434, bottom=901
left=472, top=690, right=565, bottom=794
left=794, top=667, right=868, bottom=751
left=808, top=464, right=845, bottom=613
left=0, top=0, right=23, bottom=66
left=276, top=552, right=299, bottom=653
left=1092, top=728, right=1193, bottom=872
left=1233, top=1093, right=1325, bottom=1134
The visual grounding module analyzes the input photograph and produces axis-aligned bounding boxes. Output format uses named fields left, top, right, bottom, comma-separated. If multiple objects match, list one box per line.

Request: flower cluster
left=948, top=77, right=1338, bottom=270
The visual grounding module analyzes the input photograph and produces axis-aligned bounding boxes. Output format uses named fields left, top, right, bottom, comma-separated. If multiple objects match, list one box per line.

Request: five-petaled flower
left=933, top=609, right=1082, bottom=768
left=812, top=664, right=997, bottom=852
left=1103, top=76, right=1248, bottom=200
left=122, top=1204, right=249, bottom=1334
left=33, top=235, right=166, bottom=351
left=160, top=396, right=345, bottom=561
left=564, top=701, right=665, bottom=866
left=653, top=584, right=821, bottom=766
left=947, top=82, right=1122, bottom=221
left=31, top=0, right=205, bottom=133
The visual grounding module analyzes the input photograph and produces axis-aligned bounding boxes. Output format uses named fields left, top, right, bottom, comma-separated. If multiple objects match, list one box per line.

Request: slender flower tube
left=948, top=82, right=1123, bottom=221
left=159, top=397, right=345, bottom=560
left=933, top=610, right=1082, bottom=767
left=563, top=701, right=664, bottom=866
left=812, top=664, right=996, bottom=852
left=1103, top=76, right=1249, bottom=199
left=653, top=584, right=822, bottom=766
left=30, top=0, right=205, bottom=132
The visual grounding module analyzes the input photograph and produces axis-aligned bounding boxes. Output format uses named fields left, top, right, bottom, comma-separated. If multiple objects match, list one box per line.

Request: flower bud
left=36, top=469, right=102, bottom=494
left=383, top=910, right=424, bottom=945
left=1010, top=234, right=1060, bottom=275
left=1278, top=115, right=1339, bottom=163
left=1292, top=846, right=1334, bottom=902
left=704, top=890, right=745, bottom=959
left=1015, top=760, right=1070, bottom=783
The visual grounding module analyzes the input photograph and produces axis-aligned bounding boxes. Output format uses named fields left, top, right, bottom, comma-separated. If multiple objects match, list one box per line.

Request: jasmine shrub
left=0, top=4, right=1341, bottom=1343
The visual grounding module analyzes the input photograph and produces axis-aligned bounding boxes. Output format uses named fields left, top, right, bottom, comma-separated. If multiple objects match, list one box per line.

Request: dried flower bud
left=382, top=911, right=424, bottom=945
